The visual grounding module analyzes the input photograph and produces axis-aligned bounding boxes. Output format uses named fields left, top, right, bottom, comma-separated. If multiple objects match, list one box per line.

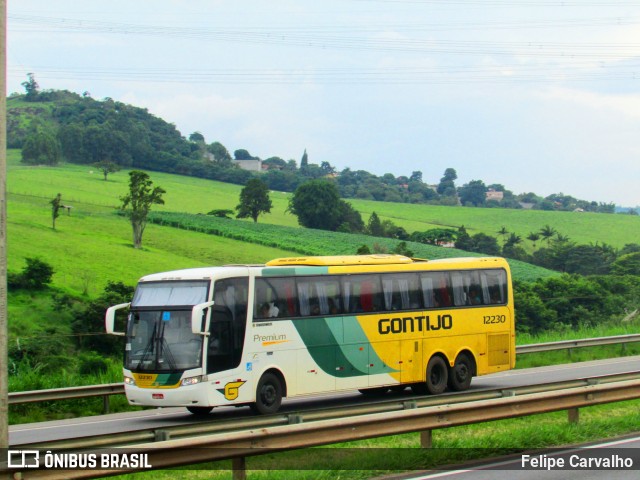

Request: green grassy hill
left=11, top=146, right=630, bottom=305
left=6, top=150, right=563, bottom=289
left=9, top=149, right=639, bottom=250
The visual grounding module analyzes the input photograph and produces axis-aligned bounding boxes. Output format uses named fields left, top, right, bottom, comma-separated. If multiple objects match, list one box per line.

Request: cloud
left=539, top=86, right=640, bottom=119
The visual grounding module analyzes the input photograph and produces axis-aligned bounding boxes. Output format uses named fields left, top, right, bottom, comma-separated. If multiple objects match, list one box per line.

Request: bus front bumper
left=124, top=384, right=211, bottom=408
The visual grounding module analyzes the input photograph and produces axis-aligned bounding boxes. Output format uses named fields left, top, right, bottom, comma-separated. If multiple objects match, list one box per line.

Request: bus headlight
left=181, top=376, right=202, bottom=386
left=124, top=376, right=136, bottom=386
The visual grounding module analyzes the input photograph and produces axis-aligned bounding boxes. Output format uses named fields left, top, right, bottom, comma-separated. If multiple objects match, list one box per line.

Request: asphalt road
left=9, top=355, right=640, bottom=446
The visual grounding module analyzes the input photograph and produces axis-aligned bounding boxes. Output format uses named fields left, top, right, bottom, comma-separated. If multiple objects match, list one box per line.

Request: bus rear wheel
left=187, top=406, right=213, bottom=415
left=448, top=353, right=473, bottom=392
left=251, top=372, right=283, bottom=415
left=425, top=356, right=448, bottom=395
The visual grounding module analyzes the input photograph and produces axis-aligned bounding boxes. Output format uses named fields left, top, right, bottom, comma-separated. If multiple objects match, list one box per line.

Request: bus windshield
left=125, top=281, right=209, bottom=372
left=125, top=309, right=202, bottom=372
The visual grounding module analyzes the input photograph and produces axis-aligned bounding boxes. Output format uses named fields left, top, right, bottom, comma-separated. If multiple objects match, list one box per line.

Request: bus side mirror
left=192, top=301, right=215, bottom=335
left=105, top=302, right=130, bottom=336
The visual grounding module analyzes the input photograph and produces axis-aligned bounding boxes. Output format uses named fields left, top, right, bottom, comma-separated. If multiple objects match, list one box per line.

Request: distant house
left=233, top=159, right=262, bottom=172
left=485, top=189, right=504, bottom=202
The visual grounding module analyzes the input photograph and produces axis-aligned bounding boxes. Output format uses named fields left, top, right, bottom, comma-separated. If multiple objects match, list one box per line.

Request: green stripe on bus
left=152, top=373, right=182, bottom=387
left=293, top=317, right=396, bottom=378
left=262, top=267, right=329, bottom=276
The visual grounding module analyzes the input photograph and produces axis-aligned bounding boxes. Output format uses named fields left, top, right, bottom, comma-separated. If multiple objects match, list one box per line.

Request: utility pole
left=0, top=0, right=8, bottom=456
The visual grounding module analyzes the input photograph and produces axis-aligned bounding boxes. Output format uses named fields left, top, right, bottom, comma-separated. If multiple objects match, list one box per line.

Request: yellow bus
left=105, top=254, right=514, bottom=415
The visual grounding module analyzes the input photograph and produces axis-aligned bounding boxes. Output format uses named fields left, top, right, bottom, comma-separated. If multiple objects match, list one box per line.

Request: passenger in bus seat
left=260, top=302, right=279, bottom=318
left=328, top=298, right=340, bottom=314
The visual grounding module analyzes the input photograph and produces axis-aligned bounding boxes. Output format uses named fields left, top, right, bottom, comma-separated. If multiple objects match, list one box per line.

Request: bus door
left=206, top=277, right=249, bottom=375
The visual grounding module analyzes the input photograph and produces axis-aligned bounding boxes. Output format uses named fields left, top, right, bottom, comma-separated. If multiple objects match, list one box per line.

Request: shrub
left=8, top=257, right=54, bottom=290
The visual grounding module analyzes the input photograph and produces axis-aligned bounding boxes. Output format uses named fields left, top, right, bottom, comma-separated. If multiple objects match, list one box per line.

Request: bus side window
left=342, top=275, right=383, bottom=314
left=297, top=278, right=341, bottom=316
left=359, top=281, right=373, bottom=311
left=255, top=277, right=299, bottom=318
left=482, top=270, right=506, bottom=304
left=383, top=274, right=420, bottom=311
left=422, top=272, right=452, bottom=308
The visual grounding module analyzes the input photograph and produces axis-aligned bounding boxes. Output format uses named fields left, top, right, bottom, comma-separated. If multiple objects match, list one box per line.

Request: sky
left=7, top=0, right=640, bottom=207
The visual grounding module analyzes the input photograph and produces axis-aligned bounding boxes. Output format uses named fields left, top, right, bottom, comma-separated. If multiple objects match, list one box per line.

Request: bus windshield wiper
left=158, top=337, right=177, bottom=370
left=137, top=323, right=157, bottom=370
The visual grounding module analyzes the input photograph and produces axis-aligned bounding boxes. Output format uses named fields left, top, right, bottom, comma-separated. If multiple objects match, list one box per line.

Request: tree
left=410, top=228, right=457, bottom=246
left=234, top=149, right=256, bottom=160
left=393, top=241, right=414, bottom=257
left=288, top=180, right=341, bottom=230
left=455, top=232, right=500, bottom=255
left=120, top=171, right=165, bottom=249
left=236, top=178, right=272, bottom=223
left=300, top=149, right=309, bottom=171
left=539, top=225, right=557, bottom=244
left=208, top=141, right=232, bottom=163
left=263, top=157, right=287, bottom=170
left=93, top=160, right=121, bottom=181
left=71, top=282, right=134, bottom=355
left=381, top=219, right=409, bottom=240
left=367, top=212, right=384, bottom=236
left=320, top=161, right=336, bottom=175
left=189, top=132, right=205, bottom=143
left=527, top=232, right=541, bottom=249
left=497, top=226, right=509, bottom=245
left=336, top=200, right=364, bottom=233
left=458, top=180, right=487, bottom=206
left=21, top=130, right=62, bottom=165
left=288, top=179, right=362, bottom=232
left=611, top=252, right=640, bottom=276
left=471, top=233, right=501, bottom=256
left=21, top=73, right=40, bottom=101
left=50, top=193, right=63, bottom=229
left=504, top=233, right=523, bottom=248
left=356, top=244, right=371, bottom=255
left=409, top=171, right=423, bottom=183
left=8, top=257, right=54, bottom=290
left=207, top=209, right=234, bottom=219
left=58, top=124, right=86, bottom=163
left=437, top=168, right=457, bottom=196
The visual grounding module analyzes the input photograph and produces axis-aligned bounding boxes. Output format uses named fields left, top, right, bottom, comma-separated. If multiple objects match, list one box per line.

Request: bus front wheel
left=425, top=356, right=448, bottom=395
left=252, top=372, right=283, bottom=414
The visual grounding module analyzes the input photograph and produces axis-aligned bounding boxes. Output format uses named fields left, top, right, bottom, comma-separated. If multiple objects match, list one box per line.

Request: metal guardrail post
left=568, top=408, right=579, bottom=424
left=420, top=430, right=432, bottom=448
left=232, top=457, right=246, bottom=480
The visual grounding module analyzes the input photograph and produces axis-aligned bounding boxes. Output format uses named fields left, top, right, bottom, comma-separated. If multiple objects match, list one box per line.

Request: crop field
left=148, top=211, right=557, bottom=282
left=349, top=199, right=640, bottom=250
left=7, top=151, right=640, bottom=250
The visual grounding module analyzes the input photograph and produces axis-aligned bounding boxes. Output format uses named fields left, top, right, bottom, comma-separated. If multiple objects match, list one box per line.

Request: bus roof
left=265, top=254, right=424, bottom=267
left=136, top=255, right=509, bottom=283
